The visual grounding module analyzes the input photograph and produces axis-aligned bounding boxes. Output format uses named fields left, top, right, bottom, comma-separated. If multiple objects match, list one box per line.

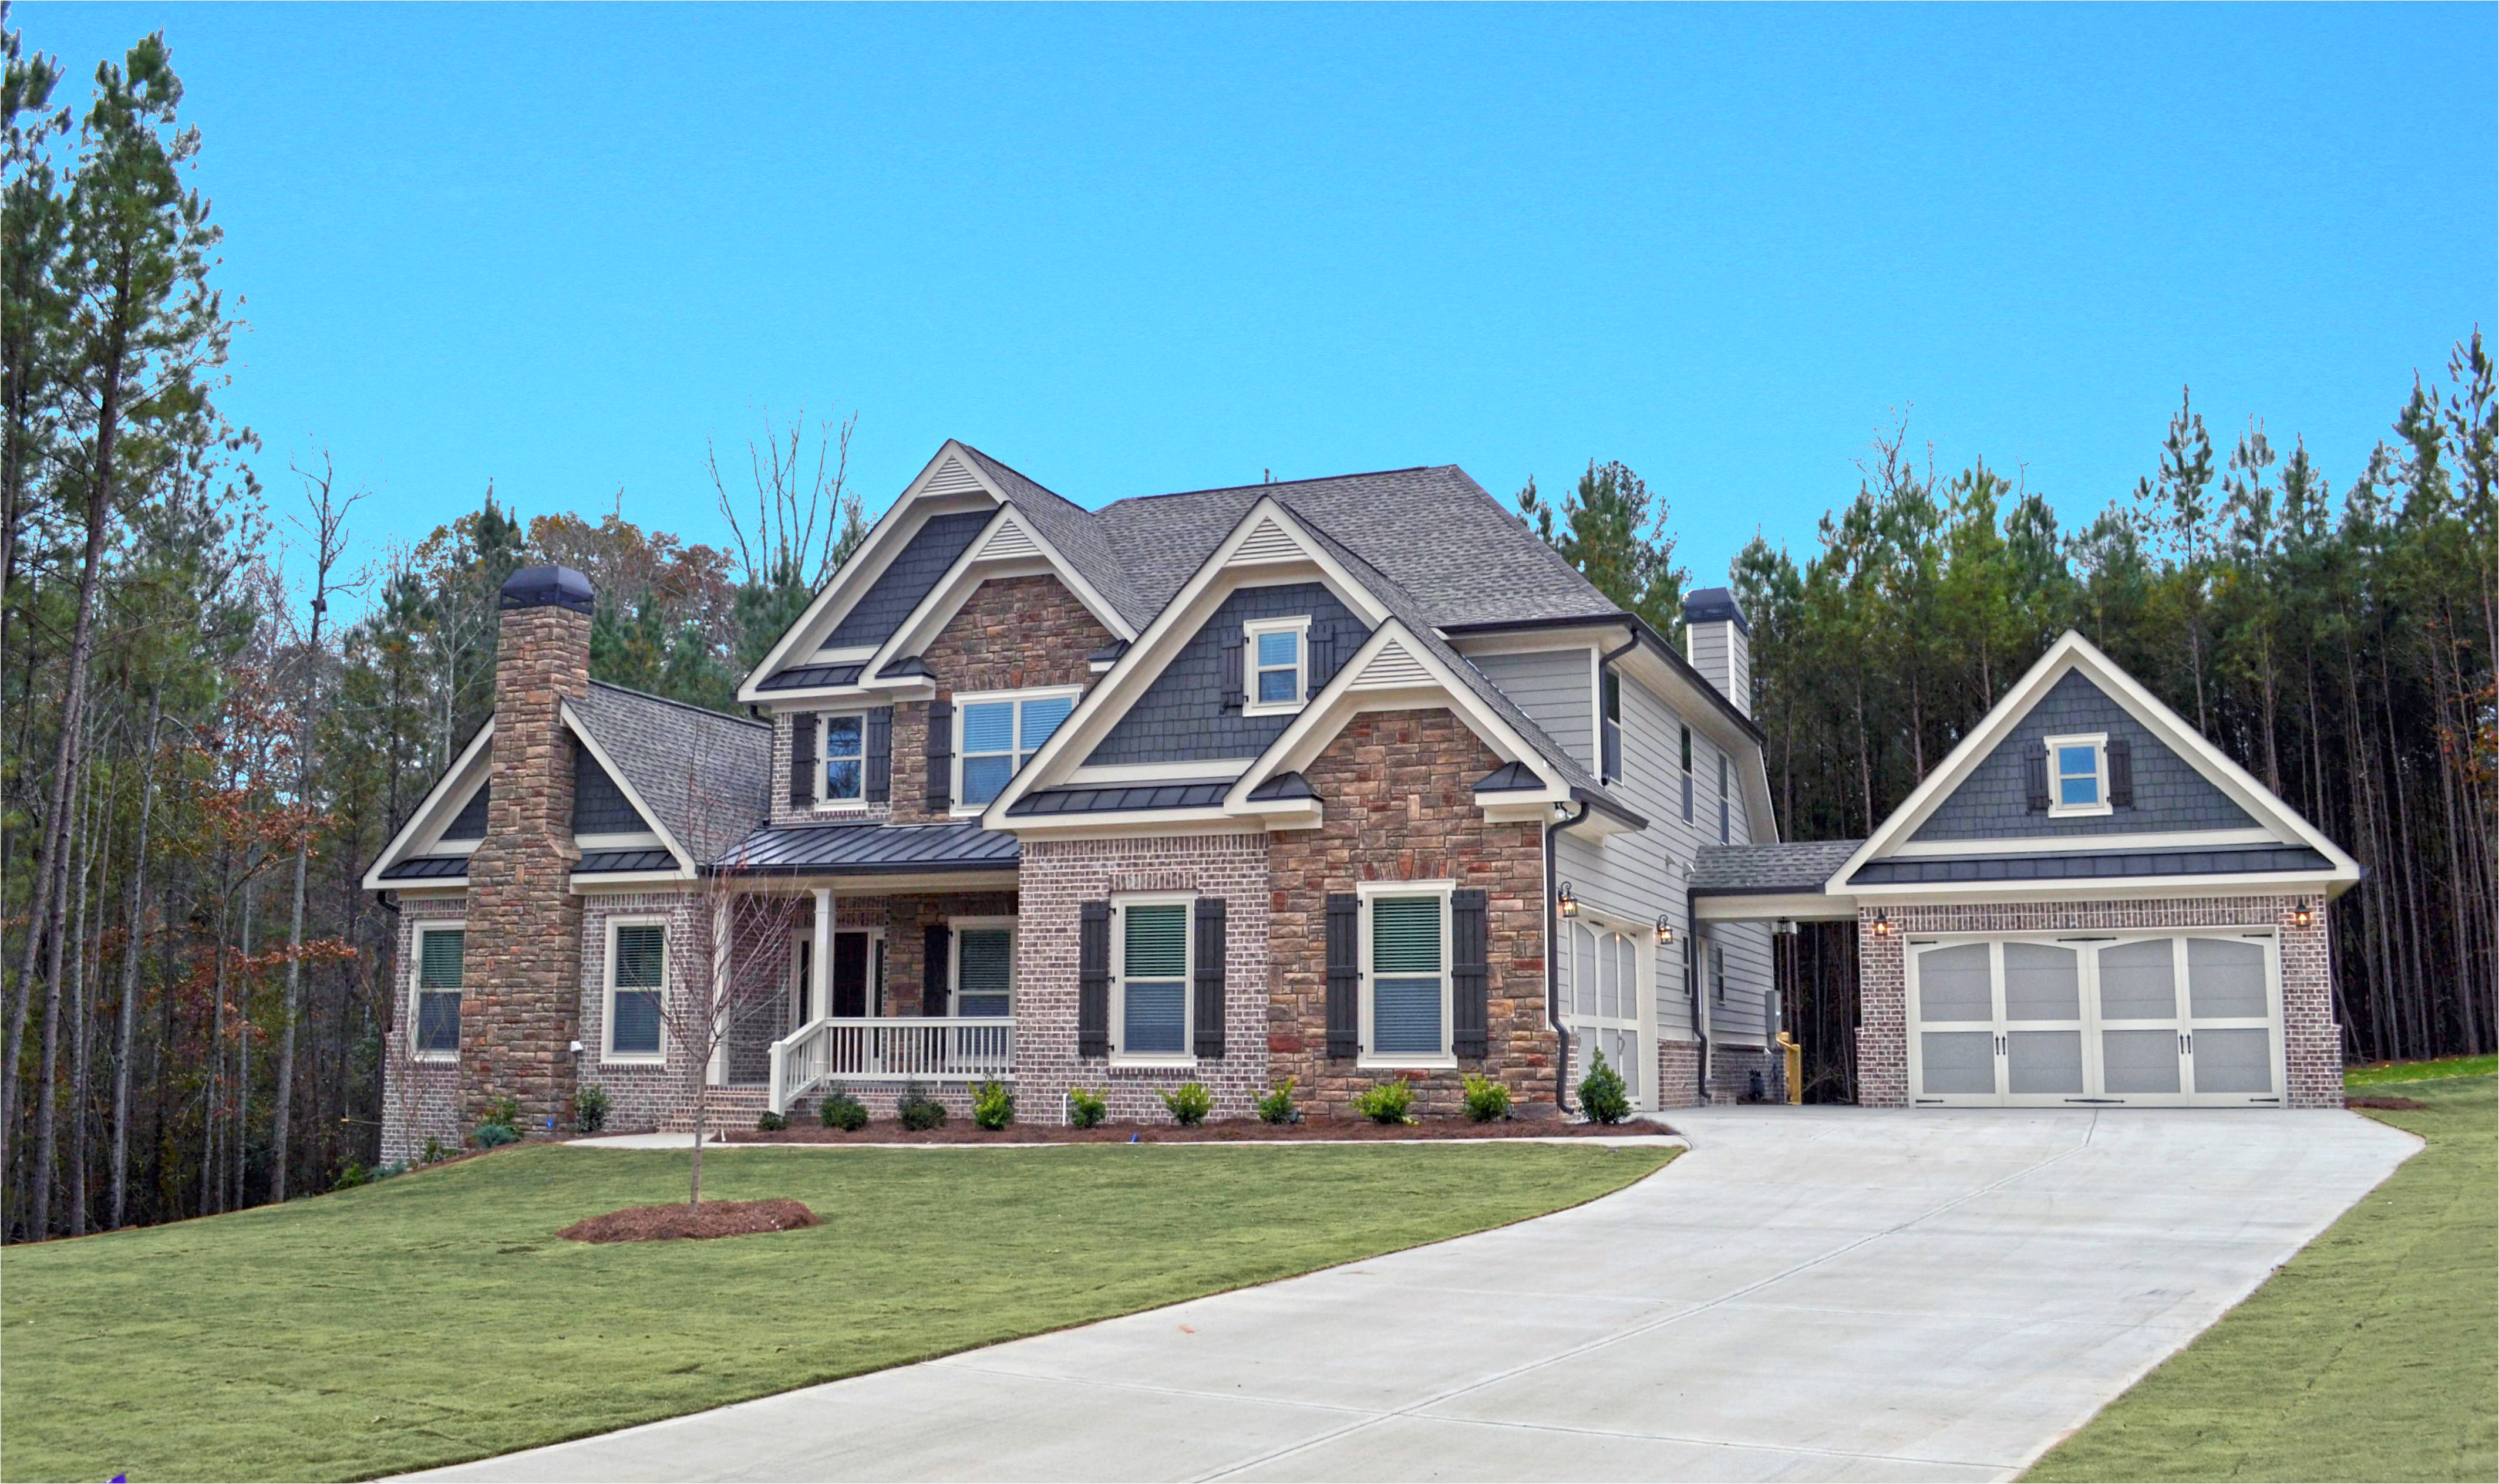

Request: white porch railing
left=769, top=1017, right=1016, bottom=1114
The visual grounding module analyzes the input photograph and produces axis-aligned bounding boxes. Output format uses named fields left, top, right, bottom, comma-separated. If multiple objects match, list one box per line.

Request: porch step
left=659, top=1085, right=773, bottom=1135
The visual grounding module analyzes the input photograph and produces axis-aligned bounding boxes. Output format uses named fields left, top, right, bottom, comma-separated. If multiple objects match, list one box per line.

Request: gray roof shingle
left=569, top=682, right=772, bottom=864
left=1692, top=841, right=1864, bottom=895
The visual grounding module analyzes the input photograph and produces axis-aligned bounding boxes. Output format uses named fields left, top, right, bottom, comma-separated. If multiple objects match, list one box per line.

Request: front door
left=831, top=931, right=870, bottom=1018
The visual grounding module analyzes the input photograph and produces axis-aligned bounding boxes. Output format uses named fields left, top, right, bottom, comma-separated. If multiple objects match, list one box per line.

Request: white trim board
left=560, top=700, right=697, bottom=879
left=362, top=719, right=496, bottom=891
left=862, top=504, right=1137, bottom=683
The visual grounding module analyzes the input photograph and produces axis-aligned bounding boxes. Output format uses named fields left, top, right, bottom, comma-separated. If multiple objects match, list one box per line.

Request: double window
left=605, top=918, right=667, bottom=1061
left=1242, top=617, right=1311, bottom=715
left=411, top=923, right=464, bottom=1060
left=1113, top=898, right=1192, bottom=1057
left=2045, top=733, right=2111, bottom=817
left=954, top=920, right=1015, bottom=1018
left=818, top=713, right=865, bottom=805
left=957, top=689, right=1078, bottom=807
left=1363, top=884, right=1453, bottom=1064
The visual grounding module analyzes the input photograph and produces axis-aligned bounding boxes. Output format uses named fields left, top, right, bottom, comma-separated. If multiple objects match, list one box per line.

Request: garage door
left=1908, top=930, right=2282, bottom=1107
left=1567, top=922, right=1647, bottom=1109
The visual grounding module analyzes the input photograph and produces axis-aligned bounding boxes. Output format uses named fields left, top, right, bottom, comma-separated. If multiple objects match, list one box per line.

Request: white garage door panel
left=1908, top=930, right=2284, bottom=1108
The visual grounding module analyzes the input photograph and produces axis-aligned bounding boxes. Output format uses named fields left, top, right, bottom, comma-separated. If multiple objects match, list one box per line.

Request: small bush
left=820, top=1089, right=869, bottom=1131
left=484, top=1095, right=521, bottom=1133
left=1578, top=1050, right=1632, bottom=1124
left=896, top=1082, right=948, bottom=1132
left=574, top=1084, right=612, bottom=1135
left=756, top=1110, right=788, bottom=1133
left=375, top=1161, right=407, bottom=1181
left=1160, top=1081, right=1213, bottom=1127
left=1351, top=1078, right=1416, bottom=1125
left=333, top=1161, right=369, bottom=1190
left=419, top=1138, right=448, bottom=1166
left=1066, top=1087, right=1107, bottom=1128
left=972, top=1080, right=1014, bottom=1131
left=1254, top=1078, right=1301, bottom=1125
left=473, top=1121, right=519, bottom=1149
left=1462, top=1073, right=1513, bottom=1122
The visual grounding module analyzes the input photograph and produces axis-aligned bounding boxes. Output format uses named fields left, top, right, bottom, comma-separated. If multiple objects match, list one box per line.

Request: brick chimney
left=1681, top=586, right=1752, bottom=719
left=460, top=565, right=594, bottom=1132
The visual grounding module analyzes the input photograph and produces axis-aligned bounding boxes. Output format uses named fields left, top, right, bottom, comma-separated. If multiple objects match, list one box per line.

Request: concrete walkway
left=416, top=1107, right=2417, bottom=1483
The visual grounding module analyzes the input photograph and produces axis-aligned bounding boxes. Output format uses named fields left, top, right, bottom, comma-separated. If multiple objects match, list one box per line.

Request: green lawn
left=2027, top=1070, right=2498, bottom=1483
left=0, top=1141, right=1671, bottom=1482
left=2346, top=1053, right=2498, bottom=1087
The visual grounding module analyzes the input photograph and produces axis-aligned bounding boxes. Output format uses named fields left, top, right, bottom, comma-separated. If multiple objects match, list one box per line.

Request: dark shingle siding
left=1086, top=582, right=1368, bottom=765
left=825, top=510, right=991, bottom=648
left=1851, top=845, right=2329, bottom=885
left=572, top=745, right=648, bottom=835
left=1692, top=841, right=1863, bottom=895
left=440, top=783, right=489, bottom=841
left=1912, top=670, right=2255, bottom=841
left=570, top=682, right=773, bottom=862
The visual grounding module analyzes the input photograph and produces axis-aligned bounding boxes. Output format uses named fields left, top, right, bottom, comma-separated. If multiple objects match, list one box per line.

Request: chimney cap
left=500, top=565, right=594, bottom=615
left=1682, top=586, right=1750, bottom=636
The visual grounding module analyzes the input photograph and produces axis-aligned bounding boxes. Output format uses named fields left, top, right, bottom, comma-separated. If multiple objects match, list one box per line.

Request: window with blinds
left=414, top=926, right=463, bottom=1055
left=608, top=922, right=665, bottom=1058
left=957, top=927, right=1013, bottom=1018
left=958, top=692, right=1080, bottom=807
left=1119, top=902, right=1188, bottom=1054
left=1370, top=895, right=1446, bottom=1057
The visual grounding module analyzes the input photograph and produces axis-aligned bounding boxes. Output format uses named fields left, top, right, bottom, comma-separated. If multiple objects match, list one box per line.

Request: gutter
left=1544, top=798, right=1590, bottom=1114
left=1442, top=611, right=1766, bottom=746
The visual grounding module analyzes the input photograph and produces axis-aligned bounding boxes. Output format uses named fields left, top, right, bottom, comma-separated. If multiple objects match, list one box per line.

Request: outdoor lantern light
left=1655, top=914, right=1676, bottom=946
left=1557, top=882, right=1578, bottom=918
left=1872, top=910, right=1892, bottom=937
left=1775, top=918, right=1797, bottom=936
left=2293, top=900, right=2313, bottom=929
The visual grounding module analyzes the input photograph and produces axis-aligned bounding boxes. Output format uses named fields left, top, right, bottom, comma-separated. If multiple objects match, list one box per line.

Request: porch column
left=813, top=887, right=834, bottom=1021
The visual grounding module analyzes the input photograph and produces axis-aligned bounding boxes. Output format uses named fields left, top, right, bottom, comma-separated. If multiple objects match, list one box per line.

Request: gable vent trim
left=1230, top=516, right=1304, bottom=565
left=1349, top=638, right=1432, bottom=690
left=979, top=515, right=1042, bottom=561
left=922, top=456, right=984, bottom=497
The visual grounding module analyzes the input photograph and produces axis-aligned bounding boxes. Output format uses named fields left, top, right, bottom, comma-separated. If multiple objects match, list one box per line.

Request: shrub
left=1462, top=1073, right=1513, bottom=1123
left=896, top=1082, right=948, bottom=1132
left=1254, top=1078, right=1301, bottom=1125
left=1352, top=1078, right=1416, bottom=1125
left=756, top=1110, right=788, bottom=1133
left=1578, top=1050, right=1632, bottom=1124
left=972, top=1080, right=1015, bottom=1131
left=1160, top=1081, right=1213, bottom=1127
left=484, top=1095, right=521, bottom=1133
left=820, top=1089, right=869, bottom=1131
left=1066, top=1087, right=1108, bottom=1128
left=419, top=1138, right=448, bottom=1166
left=333, top=1161, right=369, bottom=1190
left=473, top=1121, right=519, bottom=1149
left=574, top=1084, right=612, bottom=1135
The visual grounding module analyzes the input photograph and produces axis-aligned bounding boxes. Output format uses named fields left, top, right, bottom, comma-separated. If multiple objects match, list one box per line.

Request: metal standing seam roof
left=1006, top=781, right=1234, bottom=816
left=1690, top=841, right=1865, bottom=895
left=759, top=663, right=864, bottom=690
left=1850, top=845, right=2332, bottom=886
left=709, top=819, right=1021, bottom=875
left=377, top=855, right=469, bottom=881
left=575, top=849, right=678, bottom=873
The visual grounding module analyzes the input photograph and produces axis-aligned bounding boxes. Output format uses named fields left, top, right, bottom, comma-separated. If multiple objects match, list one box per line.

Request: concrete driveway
left=417, top=1107, right=2417, bottom=1483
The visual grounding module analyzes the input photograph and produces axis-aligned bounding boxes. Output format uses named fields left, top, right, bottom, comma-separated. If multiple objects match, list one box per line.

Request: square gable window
left=1242, top=617, right=1311, bottom=716
left=2046, top=733, right=2111, bottom=817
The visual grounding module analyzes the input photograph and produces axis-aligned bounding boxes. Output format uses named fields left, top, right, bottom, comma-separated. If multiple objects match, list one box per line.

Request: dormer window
left=2046, top=733, right=2111, bottom=817
left=1242, top=617, right=1312, bottom=716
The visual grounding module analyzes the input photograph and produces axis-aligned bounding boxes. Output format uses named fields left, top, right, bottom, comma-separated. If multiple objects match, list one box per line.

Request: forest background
left=4, top=19, right=2490, bottom=1239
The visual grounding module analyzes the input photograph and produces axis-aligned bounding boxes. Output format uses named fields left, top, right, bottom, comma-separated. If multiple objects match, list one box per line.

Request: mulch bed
left=558, top=1199, right=819, bottom=1243
left=2346, top=1094, right=2429, bottom=1111
left=721, top=1115, right=1668, bottom=1144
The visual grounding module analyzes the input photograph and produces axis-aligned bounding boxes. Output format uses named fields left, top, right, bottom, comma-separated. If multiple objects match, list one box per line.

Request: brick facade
left=1854, top=895, right=2340, bottom=1109
left=1267, top=709, right=1557, bottom=1119
left=380, top=894, right=468, bottom=1162
left=1655, top=1038, right=1702, bottom=1109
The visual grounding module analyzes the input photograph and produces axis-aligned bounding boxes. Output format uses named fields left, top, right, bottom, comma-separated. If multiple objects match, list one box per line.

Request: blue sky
left=18, top=3, right=2495, bottom=600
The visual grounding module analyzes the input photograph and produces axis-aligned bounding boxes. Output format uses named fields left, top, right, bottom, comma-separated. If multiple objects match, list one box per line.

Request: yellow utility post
left=1776, top=1033, right=1803, bottom=1104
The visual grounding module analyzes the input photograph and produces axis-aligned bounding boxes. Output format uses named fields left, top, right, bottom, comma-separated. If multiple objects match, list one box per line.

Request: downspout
left=1685, top=879, right=1708, bottom=1103
left=1544, top=800, right=1589, bottom=1112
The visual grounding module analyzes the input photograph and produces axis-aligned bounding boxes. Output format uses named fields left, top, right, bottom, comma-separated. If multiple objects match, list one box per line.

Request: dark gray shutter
left=789, top=713, right=817, bottom=809
left=925, top=696, right=952, bottom=812
left=922, top=925, right=950, bottom=1017
left=1078, top=902, right=1110, bottom=1058
left=1193, top=896, right=1227, bottom=1059
left=2106, top=737, right=2134, bottom=808
left=1325, top=893, right=1360, bottom=1058
left=1219, top=628, right=1246, bottom=713
left=1451, top=888, right=1488, bottom=1057
left=864, top=706, right=893, bottom=804
left=1308, top=621, right=1337, bottom=690
left=2024, top=749, right=2051, bottom=812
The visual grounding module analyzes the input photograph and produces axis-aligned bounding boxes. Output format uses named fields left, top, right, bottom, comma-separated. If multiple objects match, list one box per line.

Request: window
left=1718, top=752, right=1730, bottom=843
left=1363, top=885, right=1453, bottom=1064
left=1114, top=898, right=1191, bottom=1058
left=1712, top=939, right=1728, bottom=1005
left=957, top=689, right=1079, bottom=807
left=2046, top=733, right=2111, bottom=817
left=1601, top=672, right=1624, bottom=783
left=412, top=924, right=464, bottom=1059
left=819, top=713, right=864, bottom=804
left=1242, top=617, right=1311, bottom=715
left=1680, top=725, right=1694, bottom=822
left=954, top=922, right=1014, bottom=1018
left=605, top=919, right=666, bottom=1061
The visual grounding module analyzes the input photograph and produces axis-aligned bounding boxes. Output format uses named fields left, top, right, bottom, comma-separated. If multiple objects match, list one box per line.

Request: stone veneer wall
left=380, top=893, right=467, bottom=1163
left=1017, top=834, right=1272, bottom=1122
left=1853, top=895, right=2340, bottom=1108
left=889, top=574, right=1113, bottom=825
left=459, top=601, right=589, bottom=1130
left=1267, top=709, right=1557, bottom=1119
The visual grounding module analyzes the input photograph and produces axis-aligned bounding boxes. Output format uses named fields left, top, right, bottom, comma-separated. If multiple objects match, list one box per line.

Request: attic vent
left=979, top=514, right=1042, bottom=561
left=922, top=456, right=983, bottom=497
left=1231, top=515, right=1303, bottom=565
left=1350, top=638, right=1430, bottom=690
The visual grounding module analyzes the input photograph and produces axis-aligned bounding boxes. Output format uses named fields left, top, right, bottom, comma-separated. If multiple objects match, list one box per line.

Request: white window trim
left=602, top=915, right=669, bottom=1064
left=409, top=919, right=466, bottom=1064
left=2045, top=731, right=2114, bottom=818
left=1110, top=892, right=1198, bottom=1068
left=813, top=709, right=873, bottom=812
left=949, top=915, right=1018, bottom=1020
left=1241, top=616, right=1314, bottom=717
left=1358, top=879, right=1457, bottom=1070
left=952, top=685, right=1086, bottom=817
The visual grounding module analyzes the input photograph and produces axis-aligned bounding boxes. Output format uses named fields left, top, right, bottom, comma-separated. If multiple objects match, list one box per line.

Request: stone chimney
left=1681, top=586, right=1752, bottom=719
left=461, top=565, right=594, bottom=1132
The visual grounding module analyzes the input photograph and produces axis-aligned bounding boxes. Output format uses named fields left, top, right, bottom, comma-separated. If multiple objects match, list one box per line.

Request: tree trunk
left=111, top=690, right=161, bottom=1228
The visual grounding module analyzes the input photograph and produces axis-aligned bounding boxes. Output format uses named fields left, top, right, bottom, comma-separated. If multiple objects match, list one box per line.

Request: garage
left=1907, top=930, right=2285, bottom=1106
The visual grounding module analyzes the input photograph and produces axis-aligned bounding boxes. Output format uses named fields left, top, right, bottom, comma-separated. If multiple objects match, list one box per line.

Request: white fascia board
left=1614, top=643, right=1757, bottom=761
left=993, top=812, right=1267, bottom=842
left=560, top=701, right=695, bottom=873
left=737, top=440, right=1002, bottom=701
left=864, top=506, right=1137, bottom=680
left=362, top=720, right=495, bottom=891
left=1694, top=891, right=1858, bottom=923
left=979, top=496, right=1393, bottom=829
left=570, top=870, right=694, bottom=892
left=1884, top=827, right=2284, bottom=858
left=1446, top=627, right=1619, bottom=659
left=1067, top=759, right=1256, bottom=785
